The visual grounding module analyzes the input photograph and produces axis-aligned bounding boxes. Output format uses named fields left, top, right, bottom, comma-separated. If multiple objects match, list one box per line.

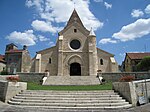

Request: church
left=30, top=9, right=118, bottom=76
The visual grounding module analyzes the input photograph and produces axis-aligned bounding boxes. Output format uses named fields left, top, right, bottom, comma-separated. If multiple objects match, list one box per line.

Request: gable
left=97, top=48, right=114, bottom=57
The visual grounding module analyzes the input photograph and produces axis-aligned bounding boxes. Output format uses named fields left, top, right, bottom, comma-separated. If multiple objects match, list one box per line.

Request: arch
left=70, top=62, right=81, bottom=76
left=64, top=55, right=83, bottom=76
left=67, top=55, right=83, bottom=65
left=100, top=59, right=103, bottom=65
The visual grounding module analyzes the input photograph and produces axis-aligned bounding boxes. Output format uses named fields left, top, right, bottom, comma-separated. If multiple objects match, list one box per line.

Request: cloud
left=104, top=2, right=112, bottom=9
left=131, top=9, right=144, bottom=18
left=6, top=30, right=37, bottom=46
left=93, top=0, right=103, bottom=2
left=119, top=53, right=125, bottom=57
left=31, top=20, right=62, bottom=33
left=99, top=38, right=117, bottom=44
left=112, top=18, right=150, bottom=42
left=48, top=41, right=55, bottom=47
left=26, top=0, right=103, bottom=31
left=26, top=0, right=44, bottom=13
left=145, top=4, right=150, bottom=14
left=38, top=35, right=50, bottom=42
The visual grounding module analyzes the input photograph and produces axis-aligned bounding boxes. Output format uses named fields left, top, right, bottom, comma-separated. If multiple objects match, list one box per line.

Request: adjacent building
left=123, top=52, right=150, bottom=72
left=0, top=55, right=6, bottom=72
left=5, top=43, right=31, bottom=74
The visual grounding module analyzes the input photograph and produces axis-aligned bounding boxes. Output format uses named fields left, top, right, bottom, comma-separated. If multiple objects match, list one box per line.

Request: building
left=30, top=9, right=118, bottom=76
left=124, top=52, right=150, bottom=72
left=5, top=43, right=31, bottom=74
left=0, top=55, right=6, bottom=72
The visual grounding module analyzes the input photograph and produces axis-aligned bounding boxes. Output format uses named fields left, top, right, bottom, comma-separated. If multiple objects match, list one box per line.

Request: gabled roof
left=97, top=48, right=114, bottom=57
left=6, top=43, right=18, bottom=47
left=127, top=52, right=150, bottom=60
left=66, top=9, right=84, bottom=28
left=59, top=9, right=89, bottom=35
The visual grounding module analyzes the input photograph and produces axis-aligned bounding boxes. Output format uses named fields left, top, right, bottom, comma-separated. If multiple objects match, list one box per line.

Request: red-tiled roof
left=5, top=49, right=24, bottom=53
left=0, top=55, right=5, bottom=63
left=127, top=52, right=150, bottom=59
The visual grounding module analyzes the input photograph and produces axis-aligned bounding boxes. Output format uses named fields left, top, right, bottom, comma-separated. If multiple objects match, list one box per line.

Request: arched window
left=49, top=58, right=51, bottom=64
left=74, top=29, right=77, bottom=33
left=100, top=59, right=103, bottom=65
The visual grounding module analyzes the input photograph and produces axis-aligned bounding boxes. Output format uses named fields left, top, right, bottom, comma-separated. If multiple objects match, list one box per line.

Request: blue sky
left=0, top=0, right=150, bottom=65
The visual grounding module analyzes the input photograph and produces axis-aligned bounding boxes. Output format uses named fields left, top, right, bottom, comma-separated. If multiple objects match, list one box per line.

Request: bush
left=137, top=56, right=150, bottom=71
left=119, top=75, right=135, bottom=82
left=0, top=71, right=9, bottom=75
left=6, top=76, right=19, bottom=82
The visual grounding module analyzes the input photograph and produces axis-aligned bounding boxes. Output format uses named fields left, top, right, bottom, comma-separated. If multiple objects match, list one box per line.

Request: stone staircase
left=8, top=90, right=132, bottom=110
left=43, top=76, right=100, bottom=85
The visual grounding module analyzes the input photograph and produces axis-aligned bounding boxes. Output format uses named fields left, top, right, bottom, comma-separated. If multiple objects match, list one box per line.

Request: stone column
left=57, top=35, right=63, bottom=76
left=35, top=54, right=41, bottom=73
left=88, top=34, right=98, bottom=76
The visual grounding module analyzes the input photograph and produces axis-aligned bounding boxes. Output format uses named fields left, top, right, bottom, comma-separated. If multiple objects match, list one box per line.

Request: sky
left=0, top=0, right=150, bottom=65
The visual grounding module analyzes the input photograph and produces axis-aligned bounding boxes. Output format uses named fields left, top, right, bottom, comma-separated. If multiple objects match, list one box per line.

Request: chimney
left=23, top=45, right=27, bottom=50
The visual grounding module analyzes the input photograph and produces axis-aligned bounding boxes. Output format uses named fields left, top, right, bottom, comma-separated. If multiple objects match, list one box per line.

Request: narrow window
left=49, top=58, right=51, bottom=64
left=100, top=59, right=103, bottom=65
left=74, top=29, right=77, bottom=33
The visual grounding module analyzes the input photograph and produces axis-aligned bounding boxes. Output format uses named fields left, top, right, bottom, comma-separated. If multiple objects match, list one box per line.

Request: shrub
left=6, top=76, right=19, bottom=82
left=0, top=71, right=9, bottom=75
left=119, top=75, right=135, bottom=82
left=136, top=56, right=150, bottom=71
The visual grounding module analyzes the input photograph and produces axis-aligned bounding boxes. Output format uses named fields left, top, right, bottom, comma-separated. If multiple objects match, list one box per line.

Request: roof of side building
left=127, top=52, right=150, bottom=60
left=0, top=55, right=5, bottom=63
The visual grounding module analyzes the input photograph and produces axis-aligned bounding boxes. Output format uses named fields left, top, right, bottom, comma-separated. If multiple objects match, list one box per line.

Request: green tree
left=137, top=56, right=150, bottom=71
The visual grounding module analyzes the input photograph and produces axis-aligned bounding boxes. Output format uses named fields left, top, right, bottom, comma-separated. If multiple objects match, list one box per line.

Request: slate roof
left=127, top=52, right=150, bottom=60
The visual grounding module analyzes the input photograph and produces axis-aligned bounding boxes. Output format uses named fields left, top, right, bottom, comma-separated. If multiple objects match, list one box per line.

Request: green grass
left=27, top=82, right=112, bottom=91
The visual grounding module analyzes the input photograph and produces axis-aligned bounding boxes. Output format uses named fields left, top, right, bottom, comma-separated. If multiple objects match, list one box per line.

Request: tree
left=137, top=56, right=150, bottom=71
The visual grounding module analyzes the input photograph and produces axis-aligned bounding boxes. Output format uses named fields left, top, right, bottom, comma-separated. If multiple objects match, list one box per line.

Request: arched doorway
left=70, top=63, right=81, bottom=76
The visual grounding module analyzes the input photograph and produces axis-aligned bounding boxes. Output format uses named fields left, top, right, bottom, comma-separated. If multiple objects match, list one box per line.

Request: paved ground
left=0, top=102, right=150, bottom=112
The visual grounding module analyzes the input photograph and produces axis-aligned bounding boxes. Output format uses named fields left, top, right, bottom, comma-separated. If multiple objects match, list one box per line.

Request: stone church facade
left=30, top=9, right=118, bottom=76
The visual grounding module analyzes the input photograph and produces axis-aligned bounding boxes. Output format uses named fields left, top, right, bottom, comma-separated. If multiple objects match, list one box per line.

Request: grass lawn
left=27, top=82, right=112, bottom=91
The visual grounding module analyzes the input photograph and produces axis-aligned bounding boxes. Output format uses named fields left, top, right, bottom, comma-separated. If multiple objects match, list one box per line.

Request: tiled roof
left=0, top=55, right=5, bottom=63
left=5, top=49, right=24, bottom=53
left=127, top=52, right=150, bottom=60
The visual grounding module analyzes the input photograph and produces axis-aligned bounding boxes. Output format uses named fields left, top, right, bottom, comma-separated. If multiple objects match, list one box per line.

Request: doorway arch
left=70, top=63, right=81, bottom=76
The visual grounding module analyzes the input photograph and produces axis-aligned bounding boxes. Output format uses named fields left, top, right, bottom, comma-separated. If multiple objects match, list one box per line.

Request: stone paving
left=0, top=101, right=150, bottom=112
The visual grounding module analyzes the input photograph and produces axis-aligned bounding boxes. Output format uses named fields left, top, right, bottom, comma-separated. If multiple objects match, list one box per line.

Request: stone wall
left=0, top=63, right=6, bottom=72
left=100, top=72, right=150, bottom=82
left=0, top=81, right=27, bottom=102
left=17, top=72, right=47, bottom=83
left=113, top=82, right=137, bottom=106
left=113, top=79, right=150, bottom=106
left=0, top=81, right=8, bottom=102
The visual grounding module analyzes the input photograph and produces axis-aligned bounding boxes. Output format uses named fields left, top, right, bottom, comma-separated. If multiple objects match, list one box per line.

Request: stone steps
left=10, top=98, right=126, bottom=103
left=8, top=90, right=132, bottom=109
left=16, top=94, right=120, bottom=98
left=43, top=76, right=100, bottom=85
left=9, top=101, right=129, bottom=106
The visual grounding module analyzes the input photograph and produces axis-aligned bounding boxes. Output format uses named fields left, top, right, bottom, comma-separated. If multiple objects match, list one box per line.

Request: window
left=70, top=39, right=81, bottom=50
left=49, top=58, right=51, bottom=64
left=100, top=59, right=103, bottom=65
left=74, top=29, right=77, bottom=33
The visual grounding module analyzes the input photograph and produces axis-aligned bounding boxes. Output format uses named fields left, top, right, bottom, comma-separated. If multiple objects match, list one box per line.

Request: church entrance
left=70, top=63, right=81, bottom=76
